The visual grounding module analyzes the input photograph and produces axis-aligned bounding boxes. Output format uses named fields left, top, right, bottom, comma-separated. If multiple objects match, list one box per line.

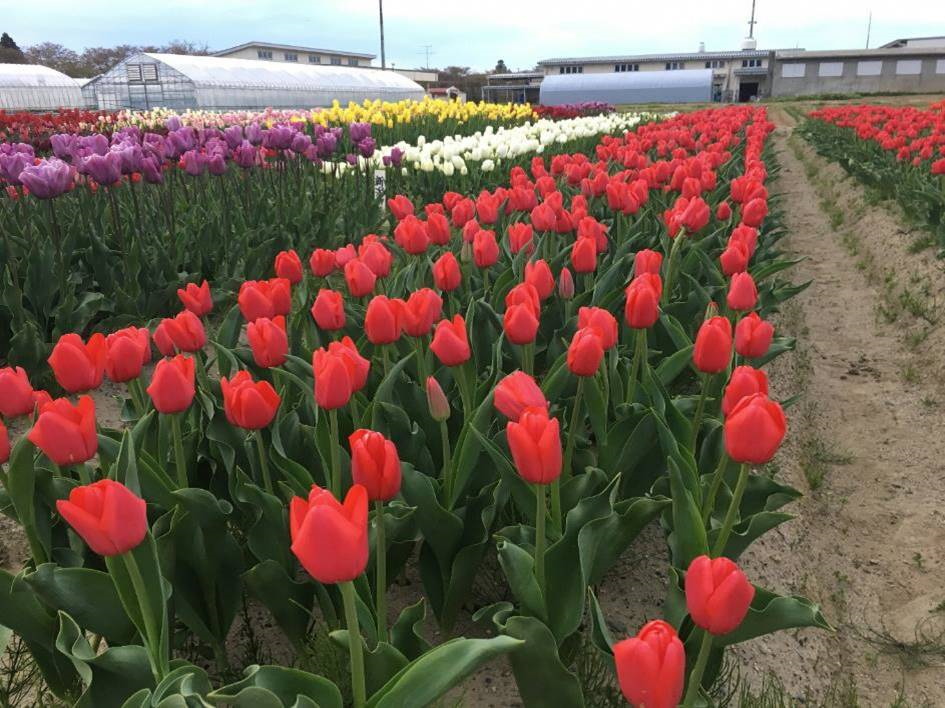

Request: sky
left=6, top=0, right=945, bottom=71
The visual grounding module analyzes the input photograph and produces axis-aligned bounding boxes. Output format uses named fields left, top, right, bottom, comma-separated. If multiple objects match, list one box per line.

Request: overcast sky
left=7, top=0, right=945, bottom=71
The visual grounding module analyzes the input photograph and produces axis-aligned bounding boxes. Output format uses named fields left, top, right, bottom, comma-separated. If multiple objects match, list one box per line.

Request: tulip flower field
left=0, top=101, right=831, bottom=707
left=800, top=101, right=945, bottom=244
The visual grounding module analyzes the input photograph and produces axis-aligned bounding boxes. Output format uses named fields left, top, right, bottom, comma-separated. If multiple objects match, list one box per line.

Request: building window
left=665, top=61, right=684, bottom=70
left=857, top=60, right=883, bottom=76
left=705, top=60, right=724, bottom=69
left=818, top=62, right=843, bottom=77
left=348, top=58, right=358, bottom=66
left=936, top=59, right=945, bottom=74
left=615, top=63, right=640, bottom=72
left=780, top=63, right=806, bottom=78
left=560, top=65, right=583, bottom=74
left=330, top=56, right=342, bottom=65
left=895, top=59, right=922, bottom=75
left=741, top=59, right=762, bottom=68
left=309, top=55, right=321, bottom=63
left=141, top=64, right=158, bottom=82
left=284, top=52, right=298, bottom=62
left=257, top=50, right=273, bottom=60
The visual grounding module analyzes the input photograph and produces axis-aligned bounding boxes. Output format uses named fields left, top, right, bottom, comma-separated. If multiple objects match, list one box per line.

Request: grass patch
left=798, top=427, right=853, bottom=490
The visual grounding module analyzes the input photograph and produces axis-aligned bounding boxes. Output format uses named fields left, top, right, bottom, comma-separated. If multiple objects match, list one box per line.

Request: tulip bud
left=147, top=355, right=196, bottom=415
left=432, top=252, right=462, bottom=292
left=430, top=315, right=471, bottom=367
left=506, top=407, right=562, bottom=484
left=48, top=333, right=107, bottom=393
left=613, top=620, right=685, bottom=708
left=221, top=371, right=281, bottom=430
left=558, top=267, right=575, bottom=300
left=247, top=315, right=288, bottom=368
left=425, top=376, right=451, bottom=421
left=56, top=479, right=148, bottom=556
left=349, top=429, right=401, bottom=501
left=722, top=366, right=769, bottom=417
left=290, top=484, right=369, bottom=584
left=27, top=395, right=98, bottom=466
left=567, top=327, right=604, bottom=377
left=311, top=289, right=346, bottom=331
left=726, top=272, right=758, bottom=312
left=274, top=249, right=303, bottom=284
left=685, top=555, right=755, bottom=635
left=693, top=316, right=733, bottom=374
left=0, top=366, right=36, bottom=418
left=577, top=306, right=618, bottom=350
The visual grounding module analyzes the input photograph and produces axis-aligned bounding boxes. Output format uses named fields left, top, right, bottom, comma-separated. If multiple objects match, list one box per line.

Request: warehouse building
left=539, top=69, right=713, bottom=106
left=86, top=53, right=425, bottom=110
left=0, top=63, right=83, bottom=110
left=213, top=41, right=375, bottom=68
left=481, top=72, right=544, bottom=104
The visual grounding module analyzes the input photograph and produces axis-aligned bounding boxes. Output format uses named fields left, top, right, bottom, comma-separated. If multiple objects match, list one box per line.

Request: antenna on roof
left=748, top=0, right=757, bottom=39
left=865, top=10, right=872, bottom=49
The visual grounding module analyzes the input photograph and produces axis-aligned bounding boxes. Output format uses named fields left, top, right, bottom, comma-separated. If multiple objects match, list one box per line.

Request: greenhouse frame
left=87, top=53, right=426, bottom=111
left=539, top=69, right=713, bottom=105
left=0, top=63, right=84, bottom=110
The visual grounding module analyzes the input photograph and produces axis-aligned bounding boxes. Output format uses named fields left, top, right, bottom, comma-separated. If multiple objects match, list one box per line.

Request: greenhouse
left=539, top=68, right=713, bottom=105
left=0, top=63, right=84, bottom=110
left=87, top=53, right=426, bottom=111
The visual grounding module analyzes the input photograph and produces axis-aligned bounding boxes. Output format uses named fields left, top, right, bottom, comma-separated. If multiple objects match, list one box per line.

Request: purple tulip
left=233, top=141, right=258, bottom=169
left=357, top=137, right=377, bottom=158
left=264, top=125, right=295, bottom=151
left=345, top=153, right=358, bottom=166
left=388, top=147, right=404, bottom=168
left=245, top=122, right=263, bottom=146
left=141, top=155, right=164, bottom=184
left=181, top=149, right=207, bottom=177
left=82, top=151, right=123, bottom=185
left=18, top=159, right=73, bottom=199
left=78, top=134, right=109, bottom=157
left=315, top=134, right=338, bottom=158
left=349, top=122, right=372, bottom=144
left=291, top=133, right=312, bottom=154
left=115, top=145, right=144, bottom=175
left=0, top=152, right=34, bottom=185
left=223, top=125, right=243, bottom=150
left=50, top=134, right=77, bottom=161
left=143, top=133, right=167, bottom=161
left=207, top=153, right=227, bottom=176
left=0, top=142, right=34, bottom=157
left=165, top=115, right=183, bottom=131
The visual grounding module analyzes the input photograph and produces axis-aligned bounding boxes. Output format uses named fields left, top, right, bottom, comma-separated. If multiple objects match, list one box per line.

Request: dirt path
left=734, top=107, right=945, bottom=704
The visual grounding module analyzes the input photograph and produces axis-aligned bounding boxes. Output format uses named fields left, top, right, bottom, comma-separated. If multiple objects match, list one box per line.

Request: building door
left=738, top=82, right=759, bottom=101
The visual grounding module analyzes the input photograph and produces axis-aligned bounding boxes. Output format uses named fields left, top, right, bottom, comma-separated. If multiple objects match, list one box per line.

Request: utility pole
left=419, top=45, right=434, bottom=70
left=748, top=0, right=757, bottom=39
left=378, top=0, right=386, bottom=68
left=865, top=10, right=872, bottom=49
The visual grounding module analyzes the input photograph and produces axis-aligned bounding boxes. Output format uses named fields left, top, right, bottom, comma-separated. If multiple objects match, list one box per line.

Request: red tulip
left=48, top=333, right=106, bottom=393
left=735, top=311, right=774, bottom=359
left=505, top=283, right=540, bottom=316
left=720, top=241, right=750, bottom=276
left=578, top=306, right=618, bottom=350
left=309, top=248, right=337, bottom=277
left=311, top=289, right=346, bottom=331
left=425, top=212, right=451, bottom=246
left=0, top=366, right=35, bottom=418
left=177, top=280, right=212, bottom=317
left=238, top=278, right=291, bottom=323
left=387, top=194, right=414, bottom=221
left=530, top=202, right=556, bottom=231
left=105, top=327, right=151, bottom=383
left=430, top=315, right=471, bottom=367
left=394, top=215, right=430, bottom=255
left=724, top=393, right=786, bottom=464
left=558, top=267, right=575, bottom=299
left=624, top=274, right=662, bottom=330
left=685, top=555, right=755, bottom=635
left=524, top=260, right=554, bottom=300
left=693, top=316, right=733, bottom=374
left=432, top=252, right=462, bottom=292
left=146, top=355, right=195, bottom=414
left=475, top=191, right=501, bottom=224
left=335, top=244, right=357, bottom=268
left=613, top=620, right=685, bottom=708
left=425, top=376, right=451, bottom=421
left=506, top=407, right=562, bottom=484
left=473, top=229, right=499, bottom=269
left=494, top=371, right=548, bottom=421
left=27, top=395, right=98, bottom=466
left=344, top=258, right=376, bottom=298
left=290, top=484, right=369, bottom=584
left=741, top=197, right=768, bottom=228
left=567, top=327, right=604, bottom=377
left=729, top=225, right=758, bottom=258
left=716, top=201, right=732, bottom=221
left=633, top=249, right=663, bottom=277
left=402, top=289, right=443, bottom=337
left=503, top=304, right=540, bottom=345
left=508, top=223, right=535, bottom=255
left=722, top=366, right=769, bottom=417
left=349, top=429, right=401, bottom=501
left=450, top=197, right=475, bottom=228
left=247, top=315, right=288, bottom=368
left=31, top=390, right=53, bottom=415
left=153, top=310, right=206, bottom=356
left=221, top=371, right=281, bottom=430
left=364, top=295, right=402, bottom=345
left=359, top=240, right=393, bottom=278
left=55, top=479, right=147, bottom=556
left=313, top=337, right=370, bottom=409
left=0, top=421, right=8, bottom=465
left=679, top=196, right=710, bottom=233
left=571, top=236, right=597, bottom=274
left=274, top=249, right=303, bottom=284
left=331, top=337, right=370, bottom=393
left=727, top=272, right=758, bottom=312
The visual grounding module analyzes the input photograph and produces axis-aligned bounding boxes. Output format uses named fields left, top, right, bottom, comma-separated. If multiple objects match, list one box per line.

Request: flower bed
left=0, top=105, right=826, bottom=706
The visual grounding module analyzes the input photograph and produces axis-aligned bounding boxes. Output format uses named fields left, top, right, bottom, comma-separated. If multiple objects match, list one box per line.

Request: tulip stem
left=711, top=463, right=750, bottom=557
left=625, top=328, right=647, bottom=406
left=554, top=377, right=585, bottom=534
left=170, top=414, right=187, bottom=489
left=534, top=483, right=547, bottom=597
left=328, top=409, right=342, bottom=499
left=254, top=430, right=274, bottom=495
left=339, top=580, right=367, bottom=708
left=701, top=454, right=730, bottom=525
left=682, top=629, right=714, bottom=707
left=522, top=343, right=534, bottom=376
left=689, top=373, right=711, bottom=452
left=440, top=419, right=453, bottom=504
left=121, top=551, right=168, bottom=682
left=375, top=501, right=388, bottom=644
left=128, top=377, right=146, bottom=417
left=661, top=233, right=686, bottom=306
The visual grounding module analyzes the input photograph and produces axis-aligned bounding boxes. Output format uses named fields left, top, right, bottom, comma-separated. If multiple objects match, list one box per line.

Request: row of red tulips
left=0, top=105, right=825, bottom=707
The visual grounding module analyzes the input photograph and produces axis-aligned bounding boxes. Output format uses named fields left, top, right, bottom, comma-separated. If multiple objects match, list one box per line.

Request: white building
left=213, top=41, right=375, bottom=68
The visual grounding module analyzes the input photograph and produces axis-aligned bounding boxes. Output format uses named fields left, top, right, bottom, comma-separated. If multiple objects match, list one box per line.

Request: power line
left=418, top=45, right=434, bottom=70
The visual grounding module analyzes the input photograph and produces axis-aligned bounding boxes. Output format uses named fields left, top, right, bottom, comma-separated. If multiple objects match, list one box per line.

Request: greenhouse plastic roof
left=539, top=69, right=713, bottom=105
left=140, top=53, right=423, bottom=92
left=0, top=63, right=82, bottom=88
